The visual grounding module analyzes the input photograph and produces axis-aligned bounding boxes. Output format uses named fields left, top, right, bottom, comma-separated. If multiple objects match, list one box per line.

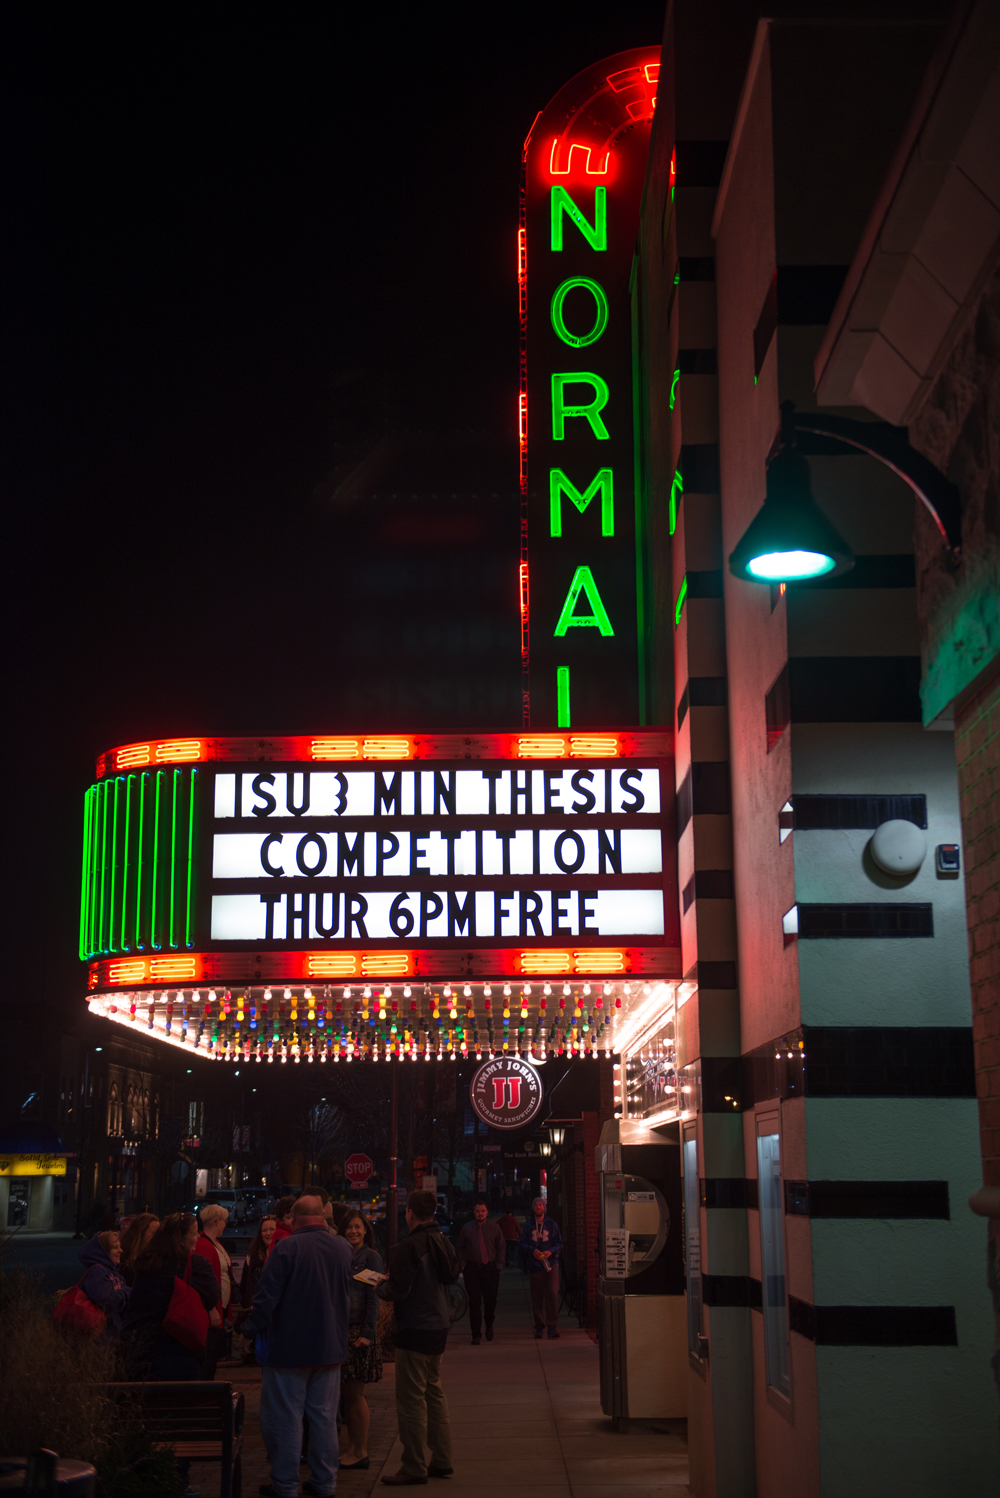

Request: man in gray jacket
left=455, top=1201, right=505, bottom=1345
left=377, top=1189, right=460, bottom=1486
left=244, top=1193, right=353, bottom=1498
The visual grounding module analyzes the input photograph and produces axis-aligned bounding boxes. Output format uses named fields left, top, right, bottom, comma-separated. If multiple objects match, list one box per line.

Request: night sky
left=5, top=6, right=669, bottom=1024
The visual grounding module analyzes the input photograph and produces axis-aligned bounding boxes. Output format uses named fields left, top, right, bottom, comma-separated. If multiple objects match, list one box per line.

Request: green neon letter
left=675, top=574, right=688, bottom=627
left=551, top=185, right=607, bottom=251
left=551, top=373, right=610, bottom=440
left=553, top=566, right=615, bottom=636
left=557, top=667, right=571, bottom=727
left=550, top=278, right=609, bottom=348
left=669, top=468, right=683, bottom=536
left=549, top=468, right=614, bottom=537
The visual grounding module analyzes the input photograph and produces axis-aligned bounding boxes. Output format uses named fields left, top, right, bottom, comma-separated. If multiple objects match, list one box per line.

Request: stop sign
left=345, top=1152, right=374, bottom=1186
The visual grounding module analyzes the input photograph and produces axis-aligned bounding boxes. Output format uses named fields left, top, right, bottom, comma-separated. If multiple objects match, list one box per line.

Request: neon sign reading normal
left=521, top=49, right=659, bottom=729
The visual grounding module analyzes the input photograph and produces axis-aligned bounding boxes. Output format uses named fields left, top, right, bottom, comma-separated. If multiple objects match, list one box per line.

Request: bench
left=107, top=1383, right=244, bottom=1498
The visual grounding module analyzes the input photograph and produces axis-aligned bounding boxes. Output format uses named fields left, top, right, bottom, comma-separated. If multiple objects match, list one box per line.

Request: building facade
left=633, top=2, right=998, bottom=1492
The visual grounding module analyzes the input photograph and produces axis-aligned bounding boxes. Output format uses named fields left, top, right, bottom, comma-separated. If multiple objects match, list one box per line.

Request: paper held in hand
left=353, top=1269, right=384, bottom=1286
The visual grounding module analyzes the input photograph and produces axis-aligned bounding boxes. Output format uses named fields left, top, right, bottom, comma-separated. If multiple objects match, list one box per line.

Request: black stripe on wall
left=702, top=1177, right=759, bottom=1210
left=679, top=256, right=715, bottom=282
left=788, top=656, right=922, bottom=722
left=680, top=443, right=721, bottom=493
left=703, top=1274, right=762, bottom=1309
left=677, top=676, right=727, bottom=728
left=783, top=1180, right=950, bottom=1219
left=804, top=1027, right=975, bottom=1099
left=798, top=903, right=933, bottom=938
left=789, top=1299, right=957, bottom=1346
left=700, top=1027, right=975, bottom=1109
left=684, top=870, right=735, bottom=911
left=676, top=762, right=732, bottom=835
left=678, top=348, right=718, bottom=375
left=794, top=794, right=927, bottom=830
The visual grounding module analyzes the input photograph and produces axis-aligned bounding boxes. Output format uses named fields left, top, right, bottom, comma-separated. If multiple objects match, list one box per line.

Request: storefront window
left=757, top=1129, right=790, bottom=1395
left=683, top=1131, right=704, bottom=1356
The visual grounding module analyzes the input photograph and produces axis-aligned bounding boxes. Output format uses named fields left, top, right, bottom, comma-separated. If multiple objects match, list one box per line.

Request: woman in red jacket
left=193, top=1203, right=230, bottom=1378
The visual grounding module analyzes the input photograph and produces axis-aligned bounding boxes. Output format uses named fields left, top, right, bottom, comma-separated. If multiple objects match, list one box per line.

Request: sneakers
left=533, top=1327, right=544, bottom=1338
left=304, top=1486, right=336, bottom=1497
left=471, top=1333, right=481, bottom=1344
left=547, top=1327, right=560, bottom=1339
left=428, top=1468, right=454, bottom=1479
left=485, top=1325, right=494, bottom=1341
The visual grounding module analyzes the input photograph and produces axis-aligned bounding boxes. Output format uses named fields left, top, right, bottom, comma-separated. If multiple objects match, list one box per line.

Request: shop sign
left=470, top=1056, right=544, bottom=1130
left=0, top=1153, right=67, bottom=1177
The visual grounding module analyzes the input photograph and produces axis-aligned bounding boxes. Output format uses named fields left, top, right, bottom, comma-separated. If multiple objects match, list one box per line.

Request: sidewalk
left=195, top=1267, right=689, bottom=1498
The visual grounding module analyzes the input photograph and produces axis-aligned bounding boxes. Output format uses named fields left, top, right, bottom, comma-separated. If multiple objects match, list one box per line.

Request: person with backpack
left=376, top=1188, right=460, bottom=1487
left=122, top=1211, right=221, bottom=1379
left=74, top=1230, right=130, bottom=1337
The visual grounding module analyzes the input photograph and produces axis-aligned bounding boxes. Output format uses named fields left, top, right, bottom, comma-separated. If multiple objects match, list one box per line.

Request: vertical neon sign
left=521, top=51, right=659, bottom=727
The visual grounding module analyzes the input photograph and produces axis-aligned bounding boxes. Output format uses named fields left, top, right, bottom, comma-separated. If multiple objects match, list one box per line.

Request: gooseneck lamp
left=729, top=401, right=961, bottom=586
left=729, top=410, right=854, bottom=584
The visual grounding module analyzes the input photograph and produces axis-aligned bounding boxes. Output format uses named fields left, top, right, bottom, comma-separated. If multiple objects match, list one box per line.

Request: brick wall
left=955, top=664, right=1000, bottom=1186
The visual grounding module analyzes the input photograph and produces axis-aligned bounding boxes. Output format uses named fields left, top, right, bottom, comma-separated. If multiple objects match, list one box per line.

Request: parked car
left=241, top=1188, right=270, bottom=1221
left=191, top=1188, right=247, bottom=1226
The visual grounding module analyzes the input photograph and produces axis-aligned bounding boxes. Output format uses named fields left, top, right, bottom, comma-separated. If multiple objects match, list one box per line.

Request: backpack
left=426, top=1230, right=461, bottom=1287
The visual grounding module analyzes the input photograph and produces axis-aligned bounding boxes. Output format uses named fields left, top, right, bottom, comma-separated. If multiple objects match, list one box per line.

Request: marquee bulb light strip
left=95, top=730, right=672, bottom=779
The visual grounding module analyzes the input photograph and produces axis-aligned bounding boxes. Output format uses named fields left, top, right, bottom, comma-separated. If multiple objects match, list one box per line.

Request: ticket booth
left=596, top=1117, right=687, bottom=1428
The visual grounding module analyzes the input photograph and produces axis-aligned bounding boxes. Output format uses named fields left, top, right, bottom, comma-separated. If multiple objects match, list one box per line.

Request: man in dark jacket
left=243, top=1193, right=353, bottom=1498
left=377, top=1189, right=460, bottom=1486
left=519, top=1197, right=563, bottom=1339
left=455, top=1202, right=505, bottom=1344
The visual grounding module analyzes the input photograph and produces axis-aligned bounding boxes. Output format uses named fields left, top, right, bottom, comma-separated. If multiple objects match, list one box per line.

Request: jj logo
left=471, top=1057, right=543, bottom=1130
left=492, top=1076, right=523, bottom=1110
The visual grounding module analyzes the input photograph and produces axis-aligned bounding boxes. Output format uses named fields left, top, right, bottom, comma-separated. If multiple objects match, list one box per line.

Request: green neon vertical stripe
left=557, top=667, right=571, bottom=728
left=89, top=786, right=100, bottom=957
left=136, top=772, right=147, bottom=950
left=120, top=775, right=134, bottom=952
left=99, top=779, right=110, bottom=953
left=151, top=770, right=163, bottom=950
left=186, top=769, right=197, bottom=948
left=108, top=777, right=121, bottom=952
left=169, top=768, right=180, bottom=949
left=630, top=251, right=651, bottom=726
left=675, top=575, right=688, bottom=627
left=79, top=789, right=93, bottom=960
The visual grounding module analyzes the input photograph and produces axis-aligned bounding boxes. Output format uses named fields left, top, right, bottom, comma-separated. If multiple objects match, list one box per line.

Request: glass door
left=682, top=1128, right=704, bottom=1356
left=757, top=1127, right=790, bottom=1395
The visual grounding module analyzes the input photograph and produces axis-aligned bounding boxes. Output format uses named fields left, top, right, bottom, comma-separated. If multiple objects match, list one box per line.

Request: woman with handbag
left=193, top=1204, right=233, bottom=1378
left=53, top=1230, right=129, bottom=1340
left=338, top=1211, right=384, bottom=1472
left=122, top=1211, right=220, bottom=1380
left=234, top=1214, right=276, bottom=1364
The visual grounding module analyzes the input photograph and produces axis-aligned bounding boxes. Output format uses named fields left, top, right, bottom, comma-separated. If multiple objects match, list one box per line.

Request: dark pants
left=504, top=1238, right=519, bottom=1267
left=529, top=1265, right=559, bottom=1329
left=463, top=1263, right=500, bottom=1335
left=204, top=1326, right=227, bottom=1381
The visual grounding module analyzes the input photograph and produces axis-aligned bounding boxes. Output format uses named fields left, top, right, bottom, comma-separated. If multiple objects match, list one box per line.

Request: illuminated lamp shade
left=729, top=446, right=853, bottom=584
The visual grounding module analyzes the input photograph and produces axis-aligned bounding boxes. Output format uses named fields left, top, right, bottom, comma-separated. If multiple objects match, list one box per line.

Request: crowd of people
left=58, top=1191, right=563, bottom=1494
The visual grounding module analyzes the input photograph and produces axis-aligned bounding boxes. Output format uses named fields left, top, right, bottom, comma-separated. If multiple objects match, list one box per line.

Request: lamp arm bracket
left=789, top=408, right=961, bottom=551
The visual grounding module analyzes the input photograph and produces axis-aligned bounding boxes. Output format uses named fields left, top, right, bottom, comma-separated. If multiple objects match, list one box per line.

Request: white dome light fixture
left=870, top=819, right=927, bottom=877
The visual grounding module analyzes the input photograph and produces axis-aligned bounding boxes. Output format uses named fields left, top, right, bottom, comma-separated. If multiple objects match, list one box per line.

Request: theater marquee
left=80, top=732, right=680, bottom=1064
left=81, top=729, right=678, bottom=986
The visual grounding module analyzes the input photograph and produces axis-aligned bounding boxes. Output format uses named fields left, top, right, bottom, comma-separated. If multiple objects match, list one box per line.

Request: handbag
left=163, top=1256, right=210, bottom=1352
left=51, top=1276, right=107, bottom=1336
